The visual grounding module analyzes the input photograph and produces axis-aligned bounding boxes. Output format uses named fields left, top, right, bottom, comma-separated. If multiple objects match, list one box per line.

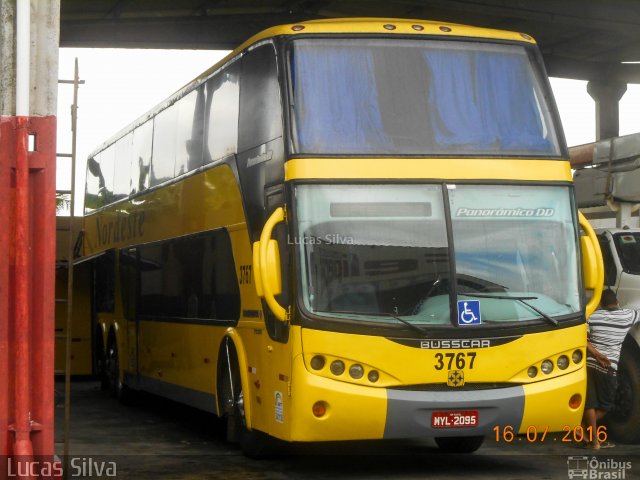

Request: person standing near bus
left=582, top=289, right=640, bottom=449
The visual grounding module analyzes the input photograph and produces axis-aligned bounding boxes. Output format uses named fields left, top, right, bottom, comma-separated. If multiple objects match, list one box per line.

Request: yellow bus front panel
left=286, top=325, right=586, bottom=441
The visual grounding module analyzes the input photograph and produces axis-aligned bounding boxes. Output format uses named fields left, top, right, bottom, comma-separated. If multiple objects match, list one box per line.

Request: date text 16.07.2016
left=493, top=425, right=607, bottom=443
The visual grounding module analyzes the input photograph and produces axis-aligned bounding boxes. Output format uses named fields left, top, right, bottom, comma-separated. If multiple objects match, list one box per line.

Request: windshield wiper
left=459, top=293, right=559, bottom=327
left=329, top=309, right=430, bottom=337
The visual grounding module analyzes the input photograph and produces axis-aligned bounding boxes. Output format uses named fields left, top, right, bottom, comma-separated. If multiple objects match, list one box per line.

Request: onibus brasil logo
left=567, top=456, right=632, bottom=479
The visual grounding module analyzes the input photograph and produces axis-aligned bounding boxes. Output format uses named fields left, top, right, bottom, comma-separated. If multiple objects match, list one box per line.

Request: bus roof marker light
left=412, top=25, right=424, bottom=31
left=439, top=26, right=452, bottom=33
left=291, top=25, right=305, bottom=31
left=520, top=33, right=533, bottom=41
left=383, top=24, right=396, bottom=30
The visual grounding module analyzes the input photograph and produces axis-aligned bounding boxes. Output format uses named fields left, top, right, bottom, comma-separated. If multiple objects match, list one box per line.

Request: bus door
left=250, top=197, right=293, bottom=437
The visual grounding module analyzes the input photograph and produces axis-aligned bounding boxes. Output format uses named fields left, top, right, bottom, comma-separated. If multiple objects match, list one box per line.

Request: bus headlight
left=368, top=370, right=380, bottom=383
left=527, top=366, right=538, bottom=378
left=541, top=359, right=554, bottom=374
left=572, top=349, right=583, bottom=364
left=349, top=364, right=364, bottom=379
left=330, top=360, right=345, bottom=376
left=310, top=355, right=325, bottom=370
left=557, top=355, right=570, bottom=370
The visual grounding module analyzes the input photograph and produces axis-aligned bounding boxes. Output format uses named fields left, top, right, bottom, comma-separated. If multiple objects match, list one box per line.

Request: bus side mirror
left=581, top=235, right=598, bottom=290
left=252, top=239, right=282, bottom=298
left=252, top=207, right=289, bottom=322
left=578, top=212, right=604, bottom=317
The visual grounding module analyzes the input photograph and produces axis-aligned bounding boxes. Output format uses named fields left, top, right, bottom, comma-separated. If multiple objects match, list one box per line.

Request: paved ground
left=54, top=380, right=640, bottom=479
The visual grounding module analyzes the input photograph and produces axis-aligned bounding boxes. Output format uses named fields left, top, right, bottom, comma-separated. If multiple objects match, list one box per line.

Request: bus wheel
left=105, top=337, right=135, bottom=405
left=435, top=436, right=484, bottom=453
left=607, top=345, right=640, bottom=443
left=219, top=338, right=273, bottom=458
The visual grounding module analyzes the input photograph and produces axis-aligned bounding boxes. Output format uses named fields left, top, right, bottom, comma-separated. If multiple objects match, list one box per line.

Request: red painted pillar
left=0, top=117, right=15, bottom=473
left=13, top=115, right=33, bottom=464
left=0, top=115, right=56, bottom=475
left=28, top=116, right=57, bottom=463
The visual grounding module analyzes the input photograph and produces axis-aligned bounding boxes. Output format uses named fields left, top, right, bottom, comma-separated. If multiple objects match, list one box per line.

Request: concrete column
left=0, top=0, right=59, bottom=116
left=587, top=80, right=627, bottom=141
left=0, top=0, right=17, bottom=115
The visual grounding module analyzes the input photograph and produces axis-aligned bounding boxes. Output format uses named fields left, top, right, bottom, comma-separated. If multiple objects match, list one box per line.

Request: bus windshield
left=294, top=184, right=580, bottom=329
left=289, top=38, right=561, bottom=157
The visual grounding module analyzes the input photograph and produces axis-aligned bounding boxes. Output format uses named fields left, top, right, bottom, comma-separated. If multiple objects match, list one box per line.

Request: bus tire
left=105, top=335, right=135, bottom=405
left=218, top=338, right=273, bottom=458
left=435, top=435, right=484, bottom=453
left=606, top=344, right=640, bottom=443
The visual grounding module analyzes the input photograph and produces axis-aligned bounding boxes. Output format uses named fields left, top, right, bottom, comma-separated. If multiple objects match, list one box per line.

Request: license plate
left=431, top=410, right=478, bottom=428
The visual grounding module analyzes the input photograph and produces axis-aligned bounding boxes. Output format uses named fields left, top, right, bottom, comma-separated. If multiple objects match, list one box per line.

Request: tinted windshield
left=289, top=38, right=560, bottom=157
left=614, top=232, right=640, bottom=274
left=294, top=184, right=580, bottom=329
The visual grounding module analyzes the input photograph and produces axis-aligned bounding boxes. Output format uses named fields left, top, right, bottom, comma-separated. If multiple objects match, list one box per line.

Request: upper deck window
left=289, top=38, right=561, bottom=157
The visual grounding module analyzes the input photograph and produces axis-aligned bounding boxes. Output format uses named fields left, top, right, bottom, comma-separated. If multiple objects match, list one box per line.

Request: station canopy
left=60, top=0, right=640, bottom=83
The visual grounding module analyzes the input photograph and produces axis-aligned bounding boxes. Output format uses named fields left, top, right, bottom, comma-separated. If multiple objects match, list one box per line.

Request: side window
left=598, top=235, right=618, bottom=286
left=205, top=64, right=240, bottom=163
left=137, top=230, right=240, bottom=322
left=238, top=44, right=283, bottom=153
left=137, top=242, right=164, bottom=317
left=89, top=146, right=115, bottom=209
left=151, top=104, right=178, bottom=187
left=131, top=122, right=153, bottom=195
left=85, top=156, right=102, bottom=214
left=113, top=133, right=133, bottom=201
left=95, top=250, right=116, bottom=313
left=174, top=88, right=205, bottom=176
left=119, top=247, right=137, bottom=320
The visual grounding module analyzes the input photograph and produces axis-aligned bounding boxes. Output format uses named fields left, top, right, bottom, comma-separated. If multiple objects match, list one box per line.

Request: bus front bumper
left=288, top=362, right=585, bottom=442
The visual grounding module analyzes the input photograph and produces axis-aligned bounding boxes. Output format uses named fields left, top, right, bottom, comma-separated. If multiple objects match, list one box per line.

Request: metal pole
left=62, top=58, right=79, bottom=480
left=15, top=0, right=29, bottom=117
left=13, top=114, right=33, bottom=470
left=13, top=1, right=34, bottom=473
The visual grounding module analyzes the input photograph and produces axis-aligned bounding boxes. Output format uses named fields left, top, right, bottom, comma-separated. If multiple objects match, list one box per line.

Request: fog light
left=572, top=349, right=583, bottom=364
left=312, top=401, right=328, bottom=417
left=330, top=360, right=345, bottom=376
left=541, top=360, right=554, bottom=374
left=527, top=366, right=538, bottom=378
left=310, top=355, right=325, bottom=370
left=349, top=364, right=364, bottom=379
left=557, top=355, right=570, bottom=370
left=368, top=370, right=380, bottom=383
left=569, top=394, right=582, bottom=409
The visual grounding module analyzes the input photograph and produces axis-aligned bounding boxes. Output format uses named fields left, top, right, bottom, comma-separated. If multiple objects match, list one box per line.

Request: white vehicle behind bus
left=572, top=133, right=640, bottom=443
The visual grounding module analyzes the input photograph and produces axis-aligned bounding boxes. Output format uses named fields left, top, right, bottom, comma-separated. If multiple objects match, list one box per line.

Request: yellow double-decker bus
left=81, top=18, right=604, bottom=455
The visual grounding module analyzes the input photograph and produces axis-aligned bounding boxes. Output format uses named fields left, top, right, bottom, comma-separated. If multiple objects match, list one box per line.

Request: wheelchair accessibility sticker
left=458, top=300, right=481, bottom=325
